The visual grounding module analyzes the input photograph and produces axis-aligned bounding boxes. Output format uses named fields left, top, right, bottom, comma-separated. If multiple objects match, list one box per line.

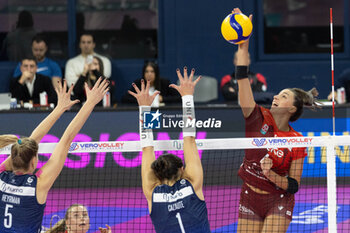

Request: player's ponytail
left=151, top=154, right=183, bottom=182
left=0, top=134, right=18, bottom=149
left=289, top=87, right=319, bottom=122
left=11, top=137, right=38, bottom=170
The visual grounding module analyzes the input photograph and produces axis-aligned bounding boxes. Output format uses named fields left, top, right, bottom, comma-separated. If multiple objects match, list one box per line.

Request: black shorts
left=238, top=183, right=295, bottom=221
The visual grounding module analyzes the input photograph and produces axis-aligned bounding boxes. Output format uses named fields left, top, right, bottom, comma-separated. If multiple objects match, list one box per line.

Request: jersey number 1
left=4, top=204, right=13, bottom=228
left=175, top=212, right=185, bottom=233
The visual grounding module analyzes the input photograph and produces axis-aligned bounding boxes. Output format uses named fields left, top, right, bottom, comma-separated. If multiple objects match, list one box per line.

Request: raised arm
left=30, top=80, right=80, bottom=143
left=128, top=79, right=160, bottom=202
left=37, top=78, right=109, bottom=203
left=169, top=67, right=204, bottom=200
left=233, top=8, right=256, bottom=118
left=2, top=81, right=79, bottom=172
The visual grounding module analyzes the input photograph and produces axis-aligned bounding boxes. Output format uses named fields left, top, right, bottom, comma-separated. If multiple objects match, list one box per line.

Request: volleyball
left=221, top=13, right=253, bottom=44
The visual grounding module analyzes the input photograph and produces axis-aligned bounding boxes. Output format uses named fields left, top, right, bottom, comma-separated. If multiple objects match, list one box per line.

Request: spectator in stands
left=327, top=68, right=350, bottom=103
left=45, top=204, right=111, bottom=233
left=122, top=61, right=181, bottom=106
left=73, top=56, right=116, bottom=107
left=221, top=51, right=273, bottom=104
left=10, top=56, right=57, bottom=105
left=65, top=33, right=111, bottom=89
left=12, top=34, right=62, bottom=90
left=2, top=10, right=36, bottom=62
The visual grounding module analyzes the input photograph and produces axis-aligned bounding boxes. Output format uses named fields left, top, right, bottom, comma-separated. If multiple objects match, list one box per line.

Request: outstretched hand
left=55, top=80, right=80, bottom=111
left=233, top=8, right=252, bottom=66
left=169, top=67, right=201, bottom=96
left=85, top=77, right=110, bottom=105
left=99, top=224, right=112, bottom=233
left=128, top=79, right=160, bottom=106
left=232, top=8, right=253, bottom=51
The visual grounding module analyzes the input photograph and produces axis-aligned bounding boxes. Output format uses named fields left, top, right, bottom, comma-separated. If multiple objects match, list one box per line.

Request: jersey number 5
left=4, top=204, right=13, bottom=228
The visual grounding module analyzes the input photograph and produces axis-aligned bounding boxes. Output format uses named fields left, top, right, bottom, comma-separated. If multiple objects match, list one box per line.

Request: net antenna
left=330, top=8, right=335, bottom=136
left=328, top=8, right=338, bottom=233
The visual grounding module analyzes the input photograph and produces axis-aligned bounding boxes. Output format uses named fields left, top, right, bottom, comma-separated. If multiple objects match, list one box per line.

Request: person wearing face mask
left=65, top=33, right=111, bottom=89
left=122, top=61, right=181, bottom=106
left=45, top=204, right=111, bottom=233
left=73, top=56, right=115, bottom=107
left=10, top=56, right=57, bottom=106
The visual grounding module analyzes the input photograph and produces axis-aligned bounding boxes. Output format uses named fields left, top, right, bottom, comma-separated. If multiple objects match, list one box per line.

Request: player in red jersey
left=233, top=8, right=319, bottom=233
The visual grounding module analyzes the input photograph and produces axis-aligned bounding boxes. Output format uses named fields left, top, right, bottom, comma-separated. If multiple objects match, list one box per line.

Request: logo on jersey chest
left=267, top=148, right=285, bottom=158
left=260, top=124, right=269, bottom=135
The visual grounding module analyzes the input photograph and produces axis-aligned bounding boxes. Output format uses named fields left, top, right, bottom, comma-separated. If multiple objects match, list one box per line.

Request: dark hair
left=21, top=55, right=37, bottom=64
left=80, top=33, right=95, bottom=43
left=142, top=61, right=160, bottom=90
left=151, top=154, right=183, bottom=182
left=289, top=87, right=319, bottom=122
left=93, top=56, right=104, bottom=77
left=32, top=34, right=47, bottom=45
left=17, top=10, right=34, bottom=28
left=11, top=137, right=38, bottom=171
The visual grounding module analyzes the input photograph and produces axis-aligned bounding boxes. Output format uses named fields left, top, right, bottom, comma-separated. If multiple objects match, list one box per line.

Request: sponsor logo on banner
left=173, top=141, right=203, bottom=150
left=69, top=142, right=124, bottom=152
left=69, top=142, right=79, bottom=152
left=251, top=138, right=313, bottom=147
left=252, top=138, right=267, bottom=147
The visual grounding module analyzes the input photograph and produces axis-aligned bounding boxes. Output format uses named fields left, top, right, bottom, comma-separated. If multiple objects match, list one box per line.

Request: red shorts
left=238, top=183, right=295, bottom=221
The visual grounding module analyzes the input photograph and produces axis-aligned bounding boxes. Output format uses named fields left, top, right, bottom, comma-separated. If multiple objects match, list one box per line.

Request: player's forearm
left=30, top=107, right=66, bottom=143
left=264, top=170, right=289, bottom=190
left=59, top=102, right=94, bottom=144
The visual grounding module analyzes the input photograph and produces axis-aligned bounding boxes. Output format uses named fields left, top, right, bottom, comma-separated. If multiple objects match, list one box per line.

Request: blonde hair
left=289, top=87, right=319, bottom=122
left=46, top=204, right=87, bottom=233
left=10, top=137, right=38, bottom=170
left=0, top=134, right=18, bottom=149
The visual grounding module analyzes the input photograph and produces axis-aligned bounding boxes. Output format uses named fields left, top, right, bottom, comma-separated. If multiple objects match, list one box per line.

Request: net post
left=326, top=136, right=337, bottom=232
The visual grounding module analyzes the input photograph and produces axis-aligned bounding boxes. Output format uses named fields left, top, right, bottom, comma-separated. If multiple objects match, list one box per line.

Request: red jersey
left=238, top=105, right=307, bottom=194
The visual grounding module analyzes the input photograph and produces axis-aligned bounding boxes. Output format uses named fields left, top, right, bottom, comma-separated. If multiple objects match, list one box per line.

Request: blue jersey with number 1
left=0, top=171, right=45, bottom=233
left=150, top=179, right=210, bottom=233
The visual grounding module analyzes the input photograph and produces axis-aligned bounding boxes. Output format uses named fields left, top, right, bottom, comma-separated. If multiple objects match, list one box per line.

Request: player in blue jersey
left=128, top=67, right=211, bottom=233
left=0, top=79, right=109, bottom=233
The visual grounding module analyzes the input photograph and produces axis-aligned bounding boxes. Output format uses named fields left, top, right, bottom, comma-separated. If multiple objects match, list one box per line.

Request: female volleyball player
left=128, top=67, right=211, bottom=233
left=233, top=8, right=318, bottom=233
left=0, top=79, right=109, bottom=232
left=46, top=204, right=111, bottom=233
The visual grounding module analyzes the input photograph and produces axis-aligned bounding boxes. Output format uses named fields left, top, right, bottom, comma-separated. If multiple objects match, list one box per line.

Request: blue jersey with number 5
left=150, top=179, right=210, bottom=233
left=0, top=171, right=45, bottom=233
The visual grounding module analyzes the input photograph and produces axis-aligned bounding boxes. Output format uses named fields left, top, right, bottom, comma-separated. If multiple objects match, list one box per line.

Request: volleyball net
left=1, top=135, right=349, bottom=233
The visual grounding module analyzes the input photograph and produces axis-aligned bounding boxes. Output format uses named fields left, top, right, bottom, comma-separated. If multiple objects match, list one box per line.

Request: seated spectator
left=327, top=68, right=350, bottom=103
left=65, top=33, right=111, bottom=89
left=122, top=61, right=181, bottom=106
left=73, top=56, right=116, bottom=107
left=10, top=56, right=57, bottom=106
left=13, top=34, right=62, bottom=90
left=221, top=51, right=273, bottom=104
left=45, top=204, right=111, bottom=233
left=2, top=10, right=36, bottom=62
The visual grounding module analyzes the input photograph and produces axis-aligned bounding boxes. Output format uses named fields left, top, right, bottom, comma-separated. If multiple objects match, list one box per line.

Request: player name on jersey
left=1, top=194, right=20, bottom=205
